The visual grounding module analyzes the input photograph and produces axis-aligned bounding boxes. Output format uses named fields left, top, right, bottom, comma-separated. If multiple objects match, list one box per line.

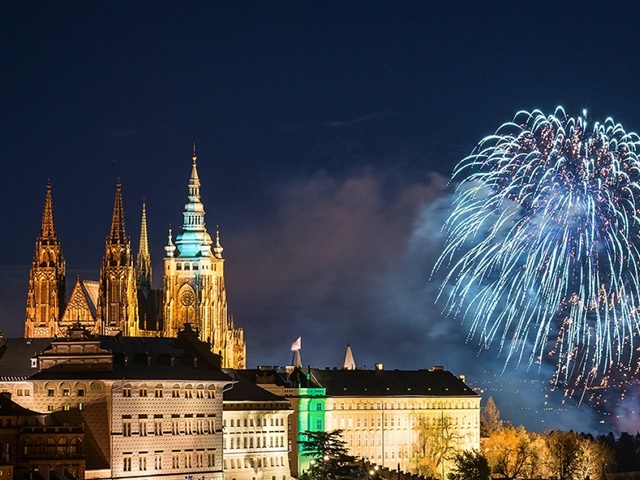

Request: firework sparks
left=434, top=107, right=640, bottom=386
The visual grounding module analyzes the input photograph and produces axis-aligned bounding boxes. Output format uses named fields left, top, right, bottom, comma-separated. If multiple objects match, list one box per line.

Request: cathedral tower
left=98, top=180, right=139, bottom=336
left=25, top=182, right=66, bottom=338
left=136, top=200, right=152, bottom=294
left=163, top=148, right=245, bottom=368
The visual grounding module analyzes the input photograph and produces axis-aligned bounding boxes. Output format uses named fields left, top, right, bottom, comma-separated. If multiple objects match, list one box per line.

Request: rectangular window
left=123, top=421, right=131, bottom=437
left=172, top=453, right=180, bottom=468
left=155, top=388, right=163, bottom=397
left=139, top=456, right=147, bottom=471
left=77, top=388, right=85, bottom=397
left=155, top=453, right=162, bottom=469
left=139, top=387, right=148, bottom=397
left=172, top=387, right=180, bottom=397
left=123, top=387, right=131, bottom=397
left=62, top=388, right=70, bottom=397
left=123, top=457, right=132, bottom=472
left=140, top=421, right=147, bottom=436
left=47, top=389, right=55, bottom=397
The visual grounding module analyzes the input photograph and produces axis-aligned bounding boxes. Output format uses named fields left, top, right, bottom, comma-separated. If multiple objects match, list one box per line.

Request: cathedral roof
left=61, top=277, right=99, bottom=323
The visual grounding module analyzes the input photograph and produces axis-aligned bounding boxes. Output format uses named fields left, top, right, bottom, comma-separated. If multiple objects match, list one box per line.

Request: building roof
left=222, top=369, right=291, bottom=405
left=239, top=365, right=478, bottom=399
left=0, top=338, right=51, bottom=380
left=309, top=367, right=479, bottom=397
left=0, top=328, right=232, bottom=383
left=0, top=392, right=43, bottom=417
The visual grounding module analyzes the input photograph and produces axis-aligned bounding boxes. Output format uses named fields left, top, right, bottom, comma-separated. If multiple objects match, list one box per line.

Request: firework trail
left=434, top=107, right=640, bottom=386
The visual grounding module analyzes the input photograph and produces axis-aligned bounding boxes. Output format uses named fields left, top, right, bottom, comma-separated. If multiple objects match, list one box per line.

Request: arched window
left=46, top=437, right=56, bottom=455
left=70, top=437, right=82, bottom=455
left=58, top=437, right=69, bottom=455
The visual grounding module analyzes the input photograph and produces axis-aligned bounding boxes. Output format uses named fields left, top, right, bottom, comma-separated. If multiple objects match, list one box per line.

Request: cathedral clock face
left=181, top=291, right=195, bottom=306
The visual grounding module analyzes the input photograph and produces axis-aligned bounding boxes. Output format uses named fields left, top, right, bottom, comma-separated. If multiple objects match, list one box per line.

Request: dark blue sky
left=3, top=1, right=640, bottom=432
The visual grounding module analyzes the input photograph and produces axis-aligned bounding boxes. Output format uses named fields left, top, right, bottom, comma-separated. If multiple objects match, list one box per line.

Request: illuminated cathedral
left=24, top=149, right=246, bottom=369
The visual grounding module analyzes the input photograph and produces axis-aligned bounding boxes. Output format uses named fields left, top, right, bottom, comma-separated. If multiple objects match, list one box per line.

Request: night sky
left=3, top=2, right=640, bottom=433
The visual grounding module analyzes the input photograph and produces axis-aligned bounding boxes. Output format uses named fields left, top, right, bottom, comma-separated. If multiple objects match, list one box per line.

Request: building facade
left=222, top=373, right=293, bottom=480
left=0, top=325, right=232, bottom=480
left=24, top=149, right=245, bottom=369
left=241, top=364, right=481, bottom=479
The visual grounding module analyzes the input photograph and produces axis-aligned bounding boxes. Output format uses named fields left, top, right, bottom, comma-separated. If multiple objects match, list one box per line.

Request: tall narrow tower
left=99, top=180, right=139, bottom=336
left=25, top=182, right=66, bottom=338
left=136, top=200, right=152, bottom=295
left=163, top=147, right=245, bottom=368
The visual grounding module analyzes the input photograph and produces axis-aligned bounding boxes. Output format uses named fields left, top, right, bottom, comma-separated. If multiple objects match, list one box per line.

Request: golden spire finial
left=192, top=143, right=197, bottom=164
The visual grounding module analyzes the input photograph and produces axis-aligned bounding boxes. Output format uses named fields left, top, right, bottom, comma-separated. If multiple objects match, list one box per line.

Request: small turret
left=213, top=227, right=224, bottom=259
left=342, top=342, right=356, bottom=370
left=164, top=227, right=176, bottom=257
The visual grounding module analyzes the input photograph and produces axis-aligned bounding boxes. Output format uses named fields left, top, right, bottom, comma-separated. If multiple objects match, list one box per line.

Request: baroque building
left=24, top=149, right=246, bottom=369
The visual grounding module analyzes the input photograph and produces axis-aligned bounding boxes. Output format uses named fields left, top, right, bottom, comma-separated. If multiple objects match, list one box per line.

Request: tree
left=574, top=436, right=614, bottom=480
left=542, top=430, right=581, bottom=480
left=299, top=429, right=367, bottom=480
left=411, top=414, right=461, bottom=479
left=480, top=396, right=503, bottom=437
left=447, top=449, right=491, bottom=480
left=482, top=425, right=534, bottom=480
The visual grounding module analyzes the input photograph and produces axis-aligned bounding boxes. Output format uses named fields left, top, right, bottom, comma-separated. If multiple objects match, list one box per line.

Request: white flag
left=291, top=336, right=301, bottom=351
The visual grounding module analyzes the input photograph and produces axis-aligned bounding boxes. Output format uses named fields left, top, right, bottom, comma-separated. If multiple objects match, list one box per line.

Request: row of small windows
left=226, top=435, right=286, bottom=450
left=47, top=403, right=84, bottom=412
left=122, top=415, right=217, bottom=436
left=224, top=417, right=284, bottom=428
left=225, top=456, right=287, bottom=470
left=48, top=388, right=84, bottom=397
left=333, top=415, right=477, bottom=429
left=122, top=384, right=216, bottom=398
left=23, top=437, right=83, bottom=456
left=169, top=263, right=217, bottom=271
left=334, top=401, right=477, bottom=410
left=122, top=450, right=215, bottom=472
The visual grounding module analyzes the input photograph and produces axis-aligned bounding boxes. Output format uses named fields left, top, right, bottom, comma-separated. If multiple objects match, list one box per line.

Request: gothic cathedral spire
left=25, top=182, right=66, bottom=338
left=136, top=200, right=152, bottom=294
left=99, top=180, right=139, bottom=336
